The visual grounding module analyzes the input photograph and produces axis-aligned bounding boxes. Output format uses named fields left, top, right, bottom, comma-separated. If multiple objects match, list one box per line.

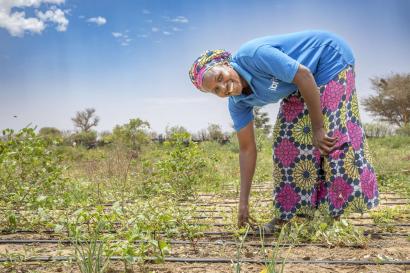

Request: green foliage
left=156, top=132, right=208, bottom=199
left=69, top=207, right=113, bottom=273
left=0, top=128, right=65, bottom=208
left=368, top=136, right=410, bottom=197
left=260, top=226, right=287, bottom=273
left=363, top=122, right=394, bottom=138
left=165, top=125, right=188, bottom=139
left=232, top=224, right=250, bottom=273
left=38, top=127, right=63, bottom=144
left=70, top=131, right=98, bottom=148
left=207, top=123, right=224, bottom=143
left=98, top=131, right=114, bottom=146
left=112, top=118, right=150, bottom=154
left=370, top=206, right=408, bottom=232
left=282, top=212, right=368, bottom=247
left=254, top=107, right=272, bottom=136
left=396, top=124, right=410, bottom=136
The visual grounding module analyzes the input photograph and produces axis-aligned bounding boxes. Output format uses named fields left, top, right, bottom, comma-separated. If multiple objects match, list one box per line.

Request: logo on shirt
left=268, top=77, right=279, bottom=91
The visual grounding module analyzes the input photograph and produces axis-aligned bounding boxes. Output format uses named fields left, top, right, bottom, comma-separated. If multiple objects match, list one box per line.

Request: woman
left=189, top=30, right=378, bottom=232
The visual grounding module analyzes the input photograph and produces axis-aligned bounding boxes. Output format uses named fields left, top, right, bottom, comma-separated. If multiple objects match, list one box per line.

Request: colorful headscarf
left=189, top=49, right=232, bottom=90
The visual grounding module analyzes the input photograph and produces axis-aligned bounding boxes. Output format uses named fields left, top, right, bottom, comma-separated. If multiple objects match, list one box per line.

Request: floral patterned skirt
left=272, top=66, right=379, bottom=220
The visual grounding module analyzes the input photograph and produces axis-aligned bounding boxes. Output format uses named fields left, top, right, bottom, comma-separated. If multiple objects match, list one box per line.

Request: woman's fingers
left=248, top=215, right=257, bottom=224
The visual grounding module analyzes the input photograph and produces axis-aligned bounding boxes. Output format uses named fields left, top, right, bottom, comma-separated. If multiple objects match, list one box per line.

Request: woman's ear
left=222, top=60, right=231, bottom=67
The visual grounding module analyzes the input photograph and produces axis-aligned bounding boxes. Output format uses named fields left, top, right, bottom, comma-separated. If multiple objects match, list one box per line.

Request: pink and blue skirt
left=272, top=66, right=379, bottom=220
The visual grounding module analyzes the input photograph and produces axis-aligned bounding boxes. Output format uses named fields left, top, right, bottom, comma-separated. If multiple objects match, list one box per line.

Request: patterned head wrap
left=189, top=49, right=232, bottom=90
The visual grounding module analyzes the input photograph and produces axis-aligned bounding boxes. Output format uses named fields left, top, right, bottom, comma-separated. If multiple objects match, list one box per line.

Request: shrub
left=156, top=132, right=208, bottom=199
left=38, top=127, right=63, bottom=144
left=0, top=128, right=65, bottom=208
left=363, top=123, right=394, bottom=138
left=70, top=131, right=98, bottom=148
left=396, top=124, right=410, bottom=136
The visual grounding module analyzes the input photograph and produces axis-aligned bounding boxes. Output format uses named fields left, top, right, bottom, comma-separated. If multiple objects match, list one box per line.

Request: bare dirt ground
left=0, top=186, right=409, bottom=273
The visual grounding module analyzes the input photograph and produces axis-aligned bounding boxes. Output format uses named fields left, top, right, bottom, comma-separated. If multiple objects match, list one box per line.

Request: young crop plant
left=281, top=210, right=368, bottom=247
left=69, top=209, right=113, bottom=273
left=232, top=224, right=250, bottom=273
left=260, top=225, right=288, bottom=273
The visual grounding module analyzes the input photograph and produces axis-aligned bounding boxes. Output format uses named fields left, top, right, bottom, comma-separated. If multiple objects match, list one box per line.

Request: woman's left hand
left=312, top=127, right=337, bottom=155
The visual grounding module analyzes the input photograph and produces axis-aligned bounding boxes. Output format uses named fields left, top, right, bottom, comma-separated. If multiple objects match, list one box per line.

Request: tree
left=193, top=129, right=209, bottom=141
left=254, top=107, right=272, bottom=135
left=362, top=73, right=410, bottom=127
left=71, top=108, right=99, bottom=132
left=112, top=118, right=150, bottom=153
left=165, top=125, right=188, bottom=139
left=207, top=123, right=224, bottom=143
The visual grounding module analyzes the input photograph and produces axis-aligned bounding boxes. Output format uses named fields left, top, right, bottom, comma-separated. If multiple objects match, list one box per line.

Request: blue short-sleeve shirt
left=229, top=30, right=355, bottom=131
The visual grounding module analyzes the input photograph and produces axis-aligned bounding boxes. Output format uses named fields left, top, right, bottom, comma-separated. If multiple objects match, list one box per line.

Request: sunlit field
left=0, top=128, right=409, bottom=272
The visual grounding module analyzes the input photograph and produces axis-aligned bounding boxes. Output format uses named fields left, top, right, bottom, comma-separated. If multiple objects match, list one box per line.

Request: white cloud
left=172, top=27, right=181, bottom=32
left=0, top=0, right=67, bottom=37
left=36, top=7, right=68, bottom=32
left=162, top=31, right=171, bottom=35
left=87, top=16, right=106, bottom=26
left=142, top=9, right=150, bottom=14
left=137, top=34, right=148, bottom=38
left=170, top=16, right=188, bottom=23
left=112, top=32, right=122, bottom=38
left=112, top=31, right=131, bottom=46
left=151, top=27, right=159, bottom=32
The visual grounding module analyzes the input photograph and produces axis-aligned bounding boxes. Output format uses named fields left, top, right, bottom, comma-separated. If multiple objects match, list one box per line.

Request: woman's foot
left=254, top=218, right=287, bottom=235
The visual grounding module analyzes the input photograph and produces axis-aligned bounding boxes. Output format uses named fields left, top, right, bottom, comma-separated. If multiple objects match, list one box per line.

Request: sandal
left=254, top=218, right=286, bottom=235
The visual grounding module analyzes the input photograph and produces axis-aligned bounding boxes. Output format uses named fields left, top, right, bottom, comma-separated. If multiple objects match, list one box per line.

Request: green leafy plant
left=69, top=208, right=113, bottom=273
left=156, top=132, right=208, bottom=199
left=232, top=224, right=250, bottom=273
left=0, top=128, right=66, bottom=209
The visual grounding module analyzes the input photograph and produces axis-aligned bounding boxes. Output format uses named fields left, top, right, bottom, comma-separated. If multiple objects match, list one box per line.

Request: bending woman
left=189, top=30, right=378, bottom=231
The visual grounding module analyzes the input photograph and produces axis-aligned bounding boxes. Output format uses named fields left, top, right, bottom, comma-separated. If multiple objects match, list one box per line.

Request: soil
left=0, top=186, right=409, bottom=273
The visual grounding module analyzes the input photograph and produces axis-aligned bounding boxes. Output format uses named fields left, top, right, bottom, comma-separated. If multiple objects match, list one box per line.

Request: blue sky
left=1, top=0, right=409, bottom=134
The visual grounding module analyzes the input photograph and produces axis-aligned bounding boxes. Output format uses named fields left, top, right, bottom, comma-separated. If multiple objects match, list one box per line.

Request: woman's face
left=201, top=62, right=245, bottom=98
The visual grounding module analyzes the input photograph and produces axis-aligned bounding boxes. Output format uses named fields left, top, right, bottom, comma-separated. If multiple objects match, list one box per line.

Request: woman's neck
left=240, top=75, right=252, bottom=95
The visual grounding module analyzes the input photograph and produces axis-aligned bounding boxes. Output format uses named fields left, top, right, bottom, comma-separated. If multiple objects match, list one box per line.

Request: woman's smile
left=201, top=62, right=246, bottom=98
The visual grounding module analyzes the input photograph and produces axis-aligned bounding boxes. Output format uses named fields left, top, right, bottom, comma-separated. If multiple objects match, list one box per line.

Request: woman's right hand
left=238, top=203, right=255, bottom=228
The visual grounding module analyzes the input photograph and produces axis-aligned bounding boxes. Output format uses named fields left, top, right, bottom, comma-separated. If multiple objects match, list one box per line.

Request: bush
left=0, top=128, right=65, bottom=208
left=112, top=118, right=150, bottom=155
left=156, top=132, right=208, bottom=199
left=363, top=123, right=394, bottom=138
left=70, top=131, right=98, bottom=148
left=38, top=127, right=63, bottom=144
left=396, top=124, right=410, bottom=136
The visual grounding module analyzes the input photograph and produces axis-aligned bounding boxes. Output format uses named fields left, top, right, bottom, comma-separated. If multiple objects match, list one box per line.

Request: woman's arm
left=293, top=64, right=337, bottom=155
left=237, top=120, right=257, bottom=227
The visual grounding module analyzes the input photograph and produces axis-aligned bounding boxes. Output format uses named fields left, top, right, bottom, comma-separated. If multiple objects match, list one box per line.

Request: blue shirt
left=228, top=30, right=355, bottom=131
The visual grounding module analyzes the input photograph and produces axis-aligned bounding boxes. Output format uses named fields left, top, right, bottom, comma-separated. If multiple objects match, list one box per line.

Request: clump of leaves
left=0, top=128, right=66, bottom=209
left=370, top=206, right=409, bottom=232
left=156, top=132, right=208, bottom=199
left=283, top=211, right=368, bottom=247
left=69, top=207, right=114, bottom=273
